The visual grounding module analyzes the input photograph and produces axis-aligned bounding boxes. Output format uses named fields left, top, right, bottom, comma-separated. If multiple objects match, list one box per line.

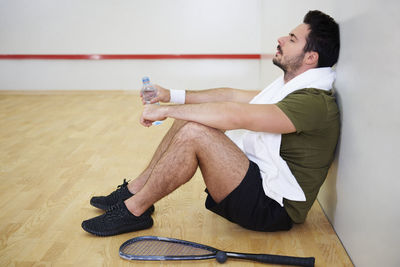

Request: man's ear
left=305, top=51, right=319, bottom=67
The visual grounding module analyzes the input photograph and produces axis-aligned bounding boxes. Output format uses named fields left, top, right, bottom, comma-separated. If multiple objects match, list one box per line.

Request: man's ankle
left=127, top=179, right=147, bottom=195
left=127, top=183, right=136, bottom=195
left=124, top=199, right=146, bottom=217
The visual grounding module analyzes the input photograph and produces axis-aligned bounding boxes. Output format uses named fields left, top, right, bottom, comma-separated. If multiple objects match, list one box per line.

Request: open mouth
left=276, top=45, right=282, bottom=55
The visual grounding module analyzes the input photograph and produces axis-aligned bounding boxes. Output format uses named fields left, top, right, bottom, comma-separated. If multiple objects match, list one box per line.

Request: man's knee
left=174, top=121, right=217, bottom=143
left=171, top=119, right=187, bottom=128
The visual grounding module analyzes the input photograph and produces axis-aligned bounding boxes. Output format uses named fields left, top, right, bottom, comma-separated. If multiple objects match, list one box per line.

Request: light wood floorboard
left=0, top=92, right=353, bottom=266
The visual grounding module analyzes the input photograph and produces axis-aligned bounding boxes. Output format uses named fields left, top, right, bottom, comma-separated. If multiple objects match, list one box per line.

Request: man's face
left=273, top=23, right=310, bottom=73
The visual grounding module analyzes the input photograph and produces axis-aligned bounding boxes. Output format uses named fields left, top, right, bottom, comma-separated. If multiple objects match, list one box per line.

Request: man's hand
left=140, top=104, right=167, bottom=127
left=140, top=85, right=171, bottom=105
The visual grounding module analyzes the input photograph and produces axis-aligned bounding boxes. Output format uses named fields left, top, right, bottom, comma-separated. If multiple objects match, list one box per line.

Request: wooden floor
left=0, top=92, right=353, bottom=267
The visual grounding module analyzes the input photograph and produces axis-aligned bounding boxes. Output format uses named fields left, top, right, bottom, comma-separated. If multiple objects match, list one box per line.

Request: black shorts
left=205, top=160, right=293, bottom=232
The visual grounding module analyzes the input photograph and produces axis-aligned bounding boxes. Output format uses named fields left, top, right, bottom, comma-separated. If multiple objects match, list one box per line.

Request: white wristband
left=169, top=89, right=186, bottom=104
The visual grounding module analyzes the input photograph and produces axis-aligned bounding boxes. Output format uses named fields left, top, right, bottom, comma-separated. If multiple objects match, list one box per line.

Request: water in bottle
left=141, top=76, right=162, bottom=125
left=141, top=77, right=157, bottom=104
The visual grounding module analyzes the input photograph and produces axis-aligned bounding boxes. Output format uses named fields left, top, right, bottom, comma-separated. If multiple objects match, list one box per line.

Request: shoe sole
left=81, top=218, right=153, bottom=237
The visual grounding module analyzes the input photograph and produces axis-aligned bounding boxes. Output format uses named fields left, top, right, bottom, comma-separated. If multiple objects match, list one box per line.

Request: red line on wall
left=0, top=54, right=269, bottom=60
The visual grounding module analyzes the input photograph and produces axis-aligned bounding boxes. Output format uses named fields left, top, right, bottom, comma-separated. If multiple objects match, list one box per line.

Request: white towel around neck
left=225, top=67, right=336, bottom=206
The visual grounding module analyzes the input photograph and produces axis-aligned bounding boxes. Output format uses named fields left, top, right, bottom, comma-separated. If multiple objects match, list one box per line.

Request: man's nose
left=278, top=37, right=284, bottom=46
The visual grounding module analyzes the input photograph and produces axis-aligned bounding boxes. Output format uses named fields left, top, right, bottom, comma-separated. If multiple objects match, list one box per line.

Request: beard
left=273, top=51, right=305, bottom=74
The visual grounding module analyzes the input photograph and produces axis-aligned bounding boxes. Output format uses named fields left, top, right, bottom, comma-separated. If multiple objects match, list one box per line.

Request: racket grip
left=227, top=252, right=315, bottom=267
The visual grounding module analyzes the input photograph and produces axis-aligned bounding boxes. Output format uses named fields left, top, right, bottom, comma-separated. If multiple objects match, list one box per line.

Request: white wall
left=0, top=0, right=260, bottom=54
left=320, top=1, right=400, bottom=267
left=0, top=0, right=261, bottom=90
left=0, top=59, right=259, bottom=91
left=260, top=1, right=400, bottom=266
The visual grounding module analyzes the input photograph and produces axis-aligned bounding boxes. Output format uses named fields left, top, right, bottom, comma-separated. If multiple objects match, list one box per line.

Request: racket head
left=119, top=236, right=218, bottom=261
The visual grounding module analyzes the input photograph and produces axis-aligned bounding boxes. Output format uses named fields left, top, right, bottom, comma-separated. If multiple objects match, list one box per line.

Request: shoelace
left=106, top=203, right=120, bottom=212
left=109, top=179, right=131, bottom=202
left=105, top=203, right=129, bottom=220
left=117, top=179, right=130, bottom=190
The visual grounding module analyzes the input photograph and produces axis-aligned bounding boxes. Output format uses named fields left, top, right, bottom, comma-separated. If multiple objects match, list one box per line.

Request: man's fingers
left=149, top=98, right=159, bottom=104
left=140, top=115, right=153, bottom=127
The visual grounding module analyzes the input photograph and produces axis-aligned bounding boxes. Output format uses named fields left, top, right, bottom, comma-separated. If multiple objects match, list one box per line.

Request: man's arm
left=141, top=102, right=296, bottom=134
left=148, top=85, right=260, bottom=104
left=185, top=88, right=260, bottom=104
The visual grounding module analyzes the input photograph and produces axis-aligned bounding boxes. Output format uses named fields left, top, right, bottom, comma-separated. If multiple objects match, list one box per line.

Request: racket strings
left=121, top=240, right=214, bottom=256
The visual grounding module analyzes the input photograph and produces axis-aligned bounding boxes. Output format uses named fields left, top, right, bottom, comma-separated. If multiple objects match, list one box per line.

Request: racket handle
left=226, top=252, right=315, bottom=267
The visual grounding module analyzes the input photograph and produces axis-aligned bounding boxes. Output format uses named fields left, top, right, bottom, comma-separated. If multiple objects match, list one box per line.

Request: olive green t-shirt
left=276, top=88, right=340, bottom=223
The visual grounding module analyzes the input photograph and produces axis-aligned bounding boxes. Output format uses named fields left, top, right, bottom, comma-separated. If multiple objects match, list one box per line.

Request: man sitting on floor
left=82, top=10, right=340, bottom=236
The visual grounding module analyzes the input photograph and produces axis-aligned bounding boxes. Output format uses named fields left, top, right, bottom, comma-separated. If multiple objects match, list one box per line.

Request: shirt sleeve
left=275, top=89, right=329, bottom=133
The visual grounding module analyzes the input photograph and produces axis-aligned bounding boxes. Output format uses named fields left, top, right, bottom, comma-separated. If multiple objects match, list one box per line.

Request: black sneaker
left=90, top=179, right=155, bottom=213
left=81, top=202, right=153, bottom=236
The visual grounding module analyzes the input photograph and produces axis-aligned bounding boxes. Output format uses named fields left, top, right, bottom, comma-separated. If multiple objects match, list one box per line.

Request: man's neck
left=283, top=66, right=316, bottom=84
left=283, top=72, right=298, bottom=84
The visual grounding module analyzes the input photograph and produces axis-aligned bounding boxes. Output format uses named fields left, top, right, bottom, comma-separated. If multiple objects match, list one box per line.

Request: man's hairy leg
left=127, top=119, right=188, bottom=194
left=124, top=122, right=249, bottom=216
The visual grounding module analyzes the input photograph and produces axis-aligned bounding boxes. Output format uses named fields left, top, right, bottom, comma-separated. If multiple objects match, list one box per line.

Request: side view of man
left=82, top=10, right=340, bottom=236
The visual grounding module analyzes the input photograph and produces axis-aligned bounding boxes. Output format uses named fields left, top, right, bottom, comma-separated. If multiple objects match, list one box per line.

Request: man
left=82, top=10, right=340, bottom=236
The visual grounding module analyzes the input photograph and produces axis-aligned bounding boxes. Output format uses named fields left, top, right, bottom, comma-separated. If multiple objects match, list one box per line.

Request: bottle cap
left=142, top=76, right=150, bottom=83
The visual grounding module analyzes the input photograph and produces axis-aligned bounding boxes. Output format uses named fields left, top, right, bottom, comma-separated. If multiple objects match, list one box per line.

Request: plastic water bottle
left=141, top=77, right=157, bottom=104
left=141, top=76, right=162, bottom=125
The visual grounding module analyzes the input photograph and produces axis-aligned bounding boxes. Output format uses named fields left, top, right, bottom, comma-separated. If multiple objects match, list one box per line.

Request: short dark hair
left=303, top=10, right=340, bottom=67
